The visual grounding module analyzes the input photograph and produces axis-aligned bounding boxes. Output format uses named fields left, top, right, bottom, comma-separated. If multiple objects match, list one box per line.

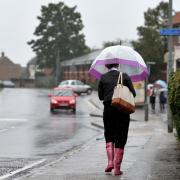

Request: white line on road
left=0, top=126, right=17, bottom=134
left=0, top=129, right=8, bottom=133
left=80, top=97, right=96, bottom=111
left=0, top=159, right=46, bottom=180
left=0, top=118, right=28, bottom=122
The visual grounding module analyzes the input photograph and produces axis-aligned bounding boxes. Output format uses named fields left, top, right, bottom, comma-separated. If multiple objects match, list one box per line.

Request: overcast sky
left=0, top=0, right=179, bottom=66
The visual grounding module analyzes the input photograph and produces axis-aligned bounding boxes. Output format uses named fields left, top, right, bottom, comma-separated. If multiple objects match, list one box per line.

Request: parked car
left=0, top=80, right=3, bottom=88
left=2, top=80, right=15, bottom=88
left=48, top=87, right=77, bottom=113
left=58, top=80, right=92, bottom=95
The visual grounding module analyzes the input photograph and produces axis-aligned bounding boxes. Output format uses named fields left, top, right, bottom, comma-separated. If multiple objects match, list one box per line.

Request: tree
left=103, top=41, right=117, bottom=48
left=131, top=2, right=169, bottom=81
left=103, top=39, right=133, bottom=49
left=28, top=2, right=90, bottom=68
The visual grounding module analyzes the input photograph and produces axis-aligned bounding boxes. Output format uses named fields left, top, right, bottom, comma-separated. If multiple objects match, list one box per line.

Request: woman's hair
left=105, top=63, right=119, bottom=69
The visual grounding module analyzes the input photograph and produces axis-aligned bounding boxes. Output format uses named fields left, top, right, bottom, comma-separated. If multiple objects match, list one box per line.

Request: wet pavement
left=11, top=91, right=180, bottom=180
left=0, top=89, right=100, bottom=157
left=0, top=89, right=101, bottom=179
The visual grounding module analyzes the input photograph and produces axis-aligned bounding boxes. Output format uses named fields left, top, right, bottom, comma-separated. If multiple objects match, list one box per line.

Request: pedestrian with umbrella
left=153, top=80, right=167, bottom=113
left=89, top=45, right=148, bottom=176
left=158, top=88, right=167, bottom=113
left=154, top=79, right=167, bottom=89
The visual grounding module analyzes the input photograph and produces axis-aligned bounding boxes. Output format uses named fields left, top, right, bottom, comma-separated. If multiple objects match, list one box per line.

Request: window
left=76, top=80, right=84, bottom=85
left=71, top=81, right=76, bottom=85
left=54, top=89, right=73, bottom=96
left=60, top=81, right=68, bottom=85
left=177, top=58, right=180, bottom=69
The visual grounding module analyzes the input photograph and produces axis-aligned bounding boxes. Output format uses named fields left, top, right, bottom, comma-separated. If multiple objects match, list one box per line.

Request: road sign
left=160, top=28, right=180, bottom=36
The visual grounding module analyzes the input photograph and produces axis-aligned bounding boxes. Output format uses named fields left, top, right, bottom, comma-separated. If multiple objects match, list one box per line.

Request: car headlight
left=69, top=99, right=75, bottom=104
left=51, top=99, right=58, bottom=104
left=85, top=85, right=91, bottom=89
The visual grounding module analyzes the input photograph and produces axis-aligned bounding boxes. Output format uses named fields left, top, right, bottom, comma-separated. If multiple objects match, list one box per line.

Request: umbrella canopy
left=154, top=80, right=167, bottom=88
left=88, top=45, right=148, bottom=82
left=158, top=88, right=167, bottom=92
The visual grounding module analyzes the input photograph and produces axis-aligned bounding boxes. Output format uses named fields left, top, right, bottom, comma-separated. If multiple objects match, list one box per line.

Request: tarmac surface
left=18, top=92, right=180, bottom=180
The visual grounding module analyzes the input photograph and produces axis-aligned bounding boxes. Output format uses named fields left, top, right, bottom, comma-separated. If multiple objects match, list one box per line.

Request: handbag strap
left=117, top=72, right=123, bottom=85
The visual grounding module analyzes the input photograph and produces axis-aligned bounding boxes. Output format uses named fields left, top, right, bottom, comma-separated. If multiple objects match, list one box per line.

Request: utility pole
left=159, top=0, right=179, bottom=133
left=55, top=49, right=60, bottom=86
left=167, top=0, right=173, bottom=132
left=144, top=75, right=148, bottom=121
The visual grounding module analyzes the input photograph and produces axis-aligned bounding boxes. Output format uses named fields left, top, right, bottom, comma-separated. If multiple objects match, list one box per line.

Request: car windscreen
left=59, top=81, right=68, bottom=85
left=53, top=89, right=73, bottom=96
left=76, top=81, right=84, bottom=85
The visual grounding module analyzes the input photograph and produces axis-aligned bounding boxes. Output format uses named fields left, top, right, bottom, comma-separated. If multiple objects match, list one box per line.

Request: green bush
left=169, top=70, right=180, bottom=140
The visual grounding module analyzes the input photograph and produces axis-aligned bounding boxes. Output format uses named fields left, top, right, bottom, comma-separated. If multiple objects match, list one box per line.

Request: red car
left=48, top=87, right=77, bottom=113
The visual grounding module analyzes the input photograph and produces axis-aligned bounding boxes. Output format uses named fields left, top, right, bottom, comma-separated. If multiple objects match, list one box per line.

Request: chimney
left=1, top=52, right=5, bottom=57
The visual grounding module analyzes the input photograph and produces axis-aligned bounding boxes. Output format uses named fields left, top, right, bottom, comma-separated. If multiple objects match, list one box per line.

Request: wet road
left=0, top=88, right=101, bottom=177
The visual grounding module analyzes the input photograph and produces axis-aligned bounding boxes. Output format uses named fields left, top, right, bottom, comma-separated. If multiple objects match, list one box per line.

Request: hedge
left=168, top=70, right=180, bottom=140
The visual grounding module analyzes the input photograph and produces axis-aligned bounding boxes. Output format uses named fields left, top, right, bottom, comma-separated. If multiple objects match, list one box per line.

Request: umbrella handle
left=117, top=72, right=123, bottom=85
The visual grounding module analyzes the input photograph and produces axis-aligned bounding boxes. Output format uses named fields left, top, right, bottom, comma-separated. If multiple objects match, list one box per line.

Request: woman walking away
left=159, top=91, right=167, bottom=113
left=98, top=63, right=136, bottom=176
left=149, top=87, right=156, bottom=113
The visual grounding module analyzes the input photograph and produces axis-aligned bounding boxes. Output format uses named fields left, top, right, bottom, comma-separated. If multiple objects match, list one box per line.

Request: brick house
left=60, top=49, right=101, bottom=83
left=173, top=12, right=180, bottom=70
left=0, top=52, right=23, bottom=81
left=164, top=12, right=180, bottom=71
left=26, top=57, right=37, bottom=80
left=27, top=57, right=54, bottom=78
left=26, top=57, right=54, bottom=87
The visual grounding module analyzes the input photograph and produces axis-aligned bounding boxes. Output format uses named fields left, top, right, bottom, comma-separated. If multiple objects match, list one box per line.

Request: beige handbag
left=111, top=72, right=135, bottom=114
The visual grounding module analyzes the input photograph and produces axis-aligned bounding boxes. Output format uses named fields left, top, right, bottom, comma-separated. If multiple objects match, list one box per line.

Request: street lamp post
left=159, top=0, right=175, bottom=132
left=144, top=76, right=148, bottom=121
left=167, top=0, right=173, bottom=132
left=168, top=0, right=173, bottom=79
left=55, top=49, right=60, bottom=86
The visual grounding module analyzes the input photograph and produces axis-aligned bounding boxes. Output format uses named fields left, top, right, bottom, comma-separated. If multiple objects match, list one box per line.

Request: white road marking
left=0, top=129, right=8, bottom=133
left=0, top=126, right=17, bottom=134
left=80, top=98, right=96, bottom=111
left=0, top=159, right=46, bottom=180
left=10, top=126, right=15, bottom=129
left=0, top=118, right=28, bottom=122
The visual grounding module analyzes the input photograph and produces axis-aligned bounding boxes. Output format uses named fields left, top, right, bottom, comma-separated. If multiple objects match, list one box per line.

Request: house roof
left=0, top=52, right=23, bottom=80
left=61, top=49, right=102, bottom=66
left=0, top=52, right=14, bottom=66
left=27, top=57, right=38, bottom=66
left=173, top=12, right=180, bottom=26
left=26, top=49, right=102, bottom=67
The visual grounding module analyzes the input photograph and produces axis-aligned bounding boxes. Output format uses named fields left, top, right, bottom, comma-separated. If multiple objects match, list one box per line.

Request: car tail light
left=69, top=99, right=75, bottom=104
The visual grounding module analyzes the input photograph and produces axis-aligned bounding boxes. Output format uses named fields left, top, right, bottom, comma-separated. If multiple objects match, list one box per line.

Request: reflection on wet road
left=0, top=88, right=100, bottom=158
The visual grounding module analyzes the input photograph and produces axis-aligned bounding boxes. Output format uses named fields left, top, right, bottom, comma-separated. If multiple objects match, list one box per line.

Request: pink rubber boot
left=114, top=148, right=124, bottom=176
left=105, top=142, right=114, bottom=172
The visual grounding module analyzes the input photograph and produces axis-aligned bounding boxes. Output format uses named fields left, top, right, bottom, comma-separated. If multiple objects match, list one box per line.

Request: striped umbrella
left=89, top=45, right=148, bottom=82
